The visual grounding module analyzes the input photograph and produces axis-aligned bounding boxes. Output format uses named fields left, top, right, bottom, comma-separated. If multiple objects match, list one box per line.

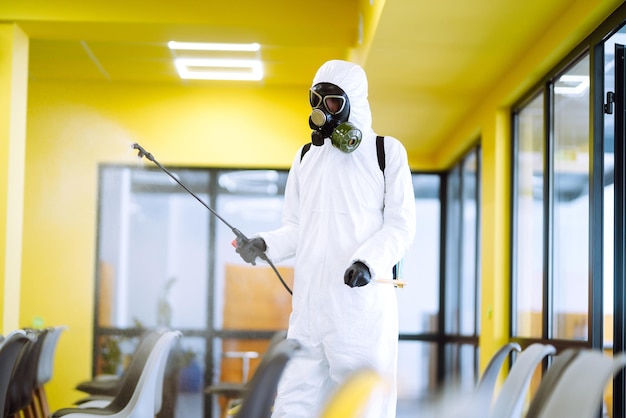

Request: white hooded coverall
left=258, top=60, right=416, bottom=418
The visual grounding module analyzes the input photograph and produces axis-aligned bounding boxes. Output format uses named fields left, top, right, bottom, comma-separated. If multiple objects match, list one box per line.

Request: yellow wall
left=22, top=81, right=309, bottom=409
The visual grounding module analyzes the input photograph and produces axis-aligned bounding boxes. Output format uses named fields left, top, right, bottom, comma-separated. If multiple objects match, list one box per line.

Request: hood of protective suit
left=312, top=60, right=374, bottom=137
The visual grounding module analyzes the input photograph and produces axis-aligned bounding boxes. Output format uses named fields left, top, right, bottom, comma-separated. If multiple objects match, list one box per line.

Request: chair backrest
left=254, top=330, right=287, bottom=372
left=319, top=368, right=383, bottom=418
left=533, top=350, right=626, bottom=418
left=152, top=329, right=182, bottom=414
left=51, top=329, right=181, bottom=418
left=488, top=343, right=556, bottom=418
left=0, top=330, right=32, bottom=417
left=524, top=348, right=581, bottom=418
left=107, top=329, right=180, bottom=417
left=37, top=325, right=68, bottom=386
left=5, top=328, right=49, bottom=417
left=468, top=342, right=522, bottom=418
left=234, top=338, right=301, bottom=418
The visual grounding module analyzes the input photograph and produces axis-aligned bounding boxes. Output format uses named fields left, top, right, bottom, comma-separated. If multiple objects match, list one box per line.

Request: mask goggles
left=308, top=82, right=361, bottom=153
left=309, top=89, right=347, bottom=115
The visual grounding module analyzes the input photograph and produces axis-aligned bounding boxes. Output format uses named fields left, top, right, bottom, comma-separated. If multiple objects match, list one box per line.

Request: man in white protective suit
left=234, top=59, right=416, bottom=418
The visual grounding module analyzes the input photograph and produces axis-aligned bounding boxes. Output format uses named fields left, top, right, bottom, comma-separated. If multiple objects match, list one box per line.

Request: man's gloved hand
left=234, top=237, right=267, bottom=265
left=344, top=261, right=371, bottom=287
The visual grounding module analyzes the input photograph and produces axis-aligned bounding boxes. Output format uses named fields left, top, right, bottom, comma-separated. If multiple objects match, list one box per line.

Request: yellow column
left=479, top=108, right=512, bottom=369
left=0, top=23, right=28, bottom=333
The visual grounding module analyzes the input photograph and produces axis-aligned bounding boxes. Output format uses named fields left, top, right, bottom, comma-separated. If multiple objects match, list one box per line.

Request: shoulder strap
left=376, top=136, right=385, bottom=173
left=300, top=139, right=385, bottom=174
left=300, top=143, right=312, bottom=162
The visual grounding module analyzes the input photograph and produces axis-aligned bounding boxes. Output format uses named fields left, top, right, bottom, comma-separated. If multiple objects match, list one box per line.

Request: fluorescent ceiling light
left=168, top=41, right=260, bottom=52
left=169, top=41, right=263, bottom=81
left=555, top=75, right=589, bottom=95
left=174, top=58, right=263, bottom=81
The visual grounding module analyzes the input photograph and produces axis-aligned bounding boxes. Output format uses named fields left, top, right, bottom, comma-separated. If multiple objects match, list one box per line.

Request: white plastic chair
left=34, top=325, right=68, bottom=417
left=488, top=343, right=556, bottom=418
left=523, top=348, right=582, bottom=418
left=532, top=350, right=626, bottom=418
left=51, top=329, right=181, bottom=418
left=467, top=342, right=522, bottom=418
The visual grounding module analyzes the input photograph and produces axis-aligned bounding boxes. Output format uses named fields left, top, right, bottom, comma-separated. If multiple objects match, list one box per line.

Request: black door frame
left=613, top=42, right=626, bottom=418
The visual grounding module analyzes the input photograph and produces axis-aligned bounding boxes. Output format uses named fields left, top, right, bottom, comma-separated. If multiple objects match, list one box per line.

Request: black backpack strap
left=300, top=140, right=384, bottom=173
left=376, top=135, right=397, bottom=280
left=376, top=136, right=385, bottom=172
left=300, top=143, right=312, bottom=162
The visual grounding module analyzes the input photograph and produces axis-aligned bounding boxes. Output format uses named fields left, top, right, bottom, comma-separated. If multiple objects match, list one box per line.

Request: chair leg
left=25, top=389, right=42, bottom=418
left=219, top=396, right=234, bottom=418
left=34, top=387, right=49, bottom=418
left=24, top=403, right=37, bottom=418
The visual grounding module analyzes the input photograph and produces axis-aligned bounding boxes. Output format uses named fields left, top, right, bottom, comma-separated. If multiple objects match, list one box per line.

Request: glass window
left=512, top=53, right=591, bottom=342
left=176, top=336, right=207, bottom=411
left=444, top=343, right=478, bottom=391
left=461, top=152, right=479, bottom=335
left=96, top=166, right=212, bottom=418
left=97, top=167, right=210, bottom=330
left=444, top=148, right=480, bottom=337
left=396, top=341, right=438, bottom=414
left=213, top=169, right=293, bottom=331
left=445, top=165, right=462, bottom=334
left=399, top=174, right=441, bottom=334
left=438, top=146, right=481, bottom=394
left=208, top=169, right=292, bottom=418
left=513, top=93, right=545, bottom=338
left=552, top=55, right=590, bottom=340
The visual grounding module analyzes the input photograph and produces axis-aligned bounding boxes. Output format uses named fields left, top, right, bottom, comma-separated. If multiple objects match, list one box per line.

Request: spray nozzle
left=132, top=143, right=155, bottom=162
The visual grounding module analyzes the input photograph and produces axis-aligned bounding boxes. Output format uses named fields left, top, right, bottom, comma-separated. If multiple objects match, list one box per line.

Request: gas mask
left=309, top=82, right=362, bottom=153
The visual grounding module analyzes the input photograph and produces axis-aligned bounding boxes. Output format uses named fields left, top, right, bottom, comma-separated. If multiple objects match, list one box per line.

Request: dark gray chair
left=233, top=338, right=301, bottom=418
left=205, top=330, right=287, bottom=418
left=0, top=330, right=33, bottom=418
left=5, top=328, right=48, bottom=418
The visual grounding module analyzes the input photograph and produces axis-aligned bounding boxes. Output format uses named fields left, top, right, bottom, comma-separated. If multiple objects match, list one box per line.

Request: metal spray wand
left=131, top=143, right=292, bottom=295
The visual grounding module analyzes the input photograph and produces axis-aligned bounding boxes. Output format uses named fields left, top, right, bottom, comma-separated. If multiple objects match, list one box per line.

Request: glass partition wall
left=512, top=54, right=592, bottom=343
left=510, top=12, right=626, bottom=415
left=511, top=53, right=593, bottom=414
left=512, top=92, right=545, bottom=339
left=442, top=147, right=481, bottom=391
left=94, top=160, right=480, bottom=417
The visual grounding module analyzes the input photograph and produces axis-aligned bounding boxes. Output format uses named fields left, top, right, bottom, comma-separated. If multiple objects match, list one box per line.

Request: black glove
left=344, top=261, right=371, bottom=287
left=235, top=237, right=267, bottom=265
